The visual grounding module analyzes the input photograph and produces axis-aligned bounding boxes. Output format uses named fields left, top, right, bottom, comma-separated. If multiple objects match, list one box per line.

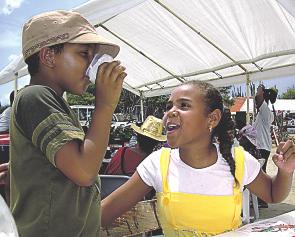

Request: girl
left=101, top=80, right=295, bottom=236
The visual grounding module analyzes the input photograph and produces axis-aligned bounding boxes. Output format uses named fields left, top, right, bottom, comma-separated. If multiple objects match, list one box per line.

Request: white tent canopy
left=1, top=0, right=295, bottom=98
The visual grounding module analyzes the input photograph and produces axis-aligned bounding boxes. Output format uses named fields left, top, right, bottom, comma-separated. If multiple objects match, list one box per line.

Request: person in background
left=101, top=80, right=295, bottom=236
left=253, top=84, right=276, bottom=208
left=238, top=124, right=262, bottom=160
left=0, top=163, right=9, bottom=187
left=9, top=10, right=126, bottom=237
left=0, top=91, right=15, bottom=134
left=253, top=84, right=274, bottom=173
left=127, top=132, right=138, bottom=148
left=0, top=91, right=15, bottom=203
left=105, top=115, right=166, bottom=176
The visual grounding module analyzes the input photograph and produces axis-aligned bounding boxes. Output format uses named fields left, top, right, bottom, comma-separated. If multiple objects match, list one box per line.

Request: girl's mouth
left=166, top=123, right=180, bottom=133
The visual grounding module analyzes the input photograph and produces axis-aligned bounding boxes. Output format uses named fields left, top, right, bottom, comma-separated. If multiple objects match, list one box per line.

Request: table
left=216, top=210, right=295, bottom=236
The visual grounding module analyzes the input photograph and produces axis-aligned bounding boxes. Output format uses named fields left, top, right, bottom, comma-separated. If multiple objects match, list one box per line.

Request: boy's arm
left=246, top=140, right=295, bottom=203
left=55, top=61, right=126, bottom=186
left=101, top=172, right=152, bottom=227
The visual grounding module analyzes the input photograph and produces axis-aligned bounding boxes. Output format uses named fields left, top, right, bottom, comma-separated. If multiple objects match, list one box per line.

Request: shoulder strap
left=120, top=147, right=129, bottom=175
left=159, top=148, right=171, bottom=193
left=234, top=146, right=245, bottom=191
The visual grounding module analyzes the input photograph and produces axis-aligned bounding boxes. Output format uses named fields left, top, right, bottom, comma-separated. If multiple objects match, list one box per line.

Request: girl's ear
left=39, top=47, right=55, bottom=68
left=208, top=109, right=222, bottom=129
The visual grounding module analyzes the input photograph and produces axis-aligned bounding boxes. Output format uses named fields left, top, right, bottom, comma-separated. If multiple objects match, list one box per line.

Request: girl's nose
left=167, top=110, right=178, bottom=118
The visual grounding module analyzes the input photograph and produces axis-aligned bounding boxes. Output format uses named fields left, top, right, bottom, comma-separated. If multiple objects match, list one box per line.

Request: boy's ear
left=39, top=47, right=55, bottom=68
left=208, top=109, right=222, bottom=129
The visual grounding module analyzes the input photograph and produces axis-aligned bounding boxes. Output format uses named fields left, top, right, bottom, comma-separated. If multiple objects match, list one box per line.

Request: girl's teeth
left=167, top=124, right=179, bottom=131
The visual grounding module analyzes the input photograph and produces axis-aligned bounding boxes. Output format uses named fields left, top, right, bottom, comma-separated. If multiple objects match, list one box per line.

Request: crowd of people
left=0, top=8, right=294, bottom=237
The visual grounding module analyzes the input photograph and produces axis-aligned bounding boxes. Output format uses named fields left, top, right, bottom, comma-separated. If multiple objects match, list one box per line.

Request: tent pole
left=14, top=72, right=18, bottom=95
left=63, top=91, right=67, bottom=101
left=252, top=83, right=256, bottom=123
left=140, top=93, right=144, bottom=122
left=246, top=74, right=250, bottom=124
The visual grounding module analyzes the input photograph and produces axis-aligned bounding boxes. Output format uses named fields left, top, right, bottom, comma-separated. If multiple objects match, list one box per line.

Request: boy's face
left=53, top=43, right=95, bottom=95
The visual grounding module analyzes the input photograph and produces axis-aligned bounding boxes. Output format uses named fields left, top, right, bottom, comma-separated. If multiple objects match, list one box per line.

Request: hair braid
left=185, top=80, right=238, bottom=184
left=214, top=109, right=238, bottom=185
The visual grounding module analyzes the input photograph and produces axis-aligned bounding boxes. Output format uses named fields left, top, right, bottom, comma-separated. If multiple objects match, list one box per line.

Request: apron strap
left=160, top=148, right=171, bottom=193
left=232, top=146, right=245, bottom=227
left=234, top=146, right=245, bottom=191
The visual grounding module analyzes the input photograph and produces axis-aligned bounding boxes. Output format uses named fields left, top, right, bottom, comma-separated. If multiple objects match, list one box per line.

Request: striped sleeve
left=15, top=86, right=84, bottom=166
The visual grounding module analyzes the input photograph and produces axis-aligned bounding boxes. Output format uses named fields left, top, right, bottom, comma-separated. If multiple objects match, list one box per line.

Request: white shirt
left=253, top=101, right=274, bottom=151
left=0, top=107, right=11, bottom=132
left=137, top=144, right=260, bottom=196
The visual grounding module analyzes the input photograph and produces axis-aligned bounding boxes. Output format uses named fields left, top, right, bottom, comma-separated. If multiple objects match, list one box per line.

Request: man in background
left=253, top=84, right=276, bottom=208
left=0, top=91, right=15, bottom=134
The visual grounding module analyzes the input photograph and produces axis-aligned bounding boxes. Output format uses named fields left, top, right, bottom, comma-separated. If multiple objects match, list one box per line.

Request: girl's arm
left=246, top=140, right=295, bottom=203
left=101, top=171, right=153, bottom=227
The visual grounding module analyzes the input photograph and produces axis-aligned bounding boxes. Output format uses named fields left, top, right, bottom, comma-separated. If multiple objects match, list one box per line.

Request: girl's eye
left=165, top=104, right=172, bottom=111
left=180, top=102, right=190, bottom=109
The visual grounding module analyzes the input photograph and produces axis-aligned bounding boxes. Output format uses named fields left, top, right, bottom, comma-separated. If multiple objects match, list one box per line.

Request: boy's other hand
left=95, top=60, right=127, bottom=111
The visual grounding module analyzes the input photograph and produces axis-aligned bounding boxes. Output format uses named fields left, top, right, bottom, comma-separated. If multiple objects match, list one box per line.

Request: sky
left=0, top=0, right=294, bottom=106
left=0, top=0, right=88, bottom=106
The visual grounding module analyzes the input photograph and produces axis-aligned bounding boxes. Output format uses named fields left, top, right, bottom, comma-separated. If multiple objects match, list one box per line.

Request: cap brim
left=131, top=124, right=166, bottom=142
left=69, top=33, right=120, bottom=58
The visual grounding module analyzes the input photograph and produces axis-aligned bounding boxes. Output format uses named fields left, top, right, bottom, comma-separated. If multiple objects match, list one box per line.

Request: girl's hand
left=0, top=162, right=9, bottom=185
left=272, top=140, right=295, bottom=174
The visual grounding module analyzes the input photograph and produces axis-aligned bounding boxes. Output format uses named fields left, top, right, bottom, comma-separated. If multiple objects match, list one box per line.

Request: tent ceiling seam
left=134, top=62, right=295, bottom=90
left=134, top=51, right=295, bottom=88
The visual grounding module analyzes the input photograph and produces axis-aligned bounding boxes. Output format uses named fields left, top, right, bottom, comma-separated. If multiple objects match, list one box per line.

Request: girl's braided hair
left=184, top=80, right=238, bottom=184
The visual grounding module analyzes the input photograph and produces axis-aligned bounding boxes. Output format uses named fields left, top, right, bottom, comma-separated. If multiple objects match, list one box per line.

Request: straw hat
left=22, top=10, right=119, bottom=60
left=131, top=116, right=166, bottom=142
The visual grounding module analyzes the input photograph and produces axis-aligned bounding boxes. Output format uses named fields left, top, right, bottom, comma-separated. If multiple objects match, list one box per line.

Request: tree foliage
left=143, top=95, right=169, bottom=119
left=66, top=84, right=237, bottom=121
left=218, top=86, right=234, bottom=107
left=280, top=86, right=295, bottom=99
left=67, top=84, right=95, bottom=105
left=116, top=89, right=140, bottom=115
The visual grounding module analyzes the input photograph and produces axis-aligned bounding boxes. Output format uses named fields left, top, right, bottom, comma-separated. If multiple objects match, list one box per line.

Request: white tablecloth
left=216, top=211, right=295, bottom=237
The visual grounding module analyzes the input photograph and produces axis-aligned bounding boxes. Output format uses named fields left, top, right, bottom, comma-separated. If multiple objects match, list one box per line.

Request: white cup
left=86, top=54, right=113, bottom=83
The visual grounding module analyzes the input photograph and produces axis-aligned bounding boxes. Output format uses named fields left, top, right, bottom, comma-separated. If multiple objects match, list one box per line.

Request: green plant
left=109, top=125, right=133, bottom=144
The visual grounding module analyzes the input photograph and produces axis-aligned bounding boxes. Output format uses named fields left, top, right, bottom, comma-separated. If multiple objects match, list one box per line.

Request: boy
left=9, top=10, right=126, bottom=237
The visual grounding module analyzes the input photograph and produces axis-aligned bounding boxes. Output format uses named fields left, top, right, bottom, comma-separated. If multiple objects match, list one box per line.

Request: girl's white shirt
left=137, top=144, right=260, bottom=195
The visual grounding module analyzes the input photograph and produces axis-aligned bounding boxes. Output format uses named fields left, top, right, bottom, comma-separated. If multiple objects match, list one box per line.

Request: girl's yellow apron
left=156, top=147, right=245, bottom=236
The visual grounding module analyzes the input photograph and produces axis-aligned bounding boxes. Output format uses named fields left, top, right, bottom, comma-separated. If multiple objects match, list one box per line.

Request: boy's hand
left=95, top=60, right=127, bottom=111
left=272, top=140, right=295, bottom=174
left=0, top=162, right=9, bottom=185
